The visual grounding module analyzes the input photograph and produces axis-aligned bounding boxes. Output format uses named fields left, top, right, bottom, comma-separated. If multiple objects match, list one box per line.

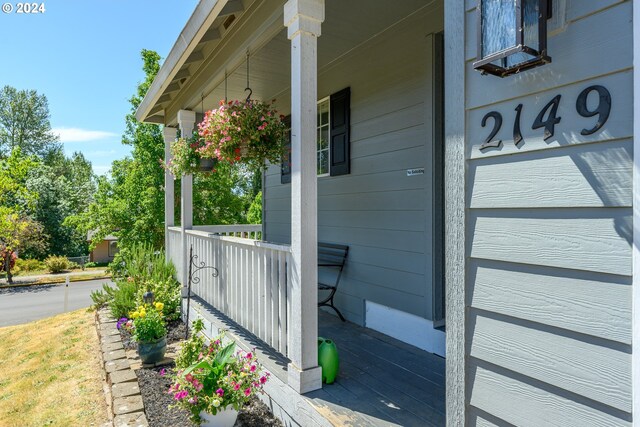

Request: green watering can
left=318, top=337, right=339, bottom=384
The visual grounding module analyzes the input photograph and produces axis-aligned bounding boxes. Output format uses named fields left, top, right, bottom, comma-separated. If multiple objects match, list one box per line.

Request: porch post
left=177, top=109, right=196, bottom=291
left=284, top=0, right=324, bottom=394
left=162, top=126, right=177, bottom=263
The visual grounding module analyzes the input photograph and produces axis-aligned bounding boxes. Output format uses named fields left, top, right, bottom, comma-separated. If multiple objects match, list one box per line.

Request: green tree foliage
left=67, top=50, right=166, bottom=250
left=25, top=152, right=95, bottom=258
left=69, top=49, right=259, bottom=253
left=0, top=85, right=61, bottom=157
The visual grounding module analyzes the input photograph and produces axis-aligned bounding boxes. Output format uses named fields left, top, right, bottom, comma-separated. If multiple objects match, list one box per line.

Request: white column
left=177, top=109, right=196, bottom=291
left=284, top=0, right=324, bottom=394
left=163, top=127, right=178, bottom=263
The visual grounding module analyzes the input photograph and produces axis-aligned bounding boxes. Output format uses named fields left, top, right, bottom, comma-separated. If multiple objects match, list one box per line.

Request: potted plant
left=197, top=99, right=287, bottom=170
left=170, top=321, right=270, bottom=426
left=165, top=135, right=218, bottom=176
left=128, top=302, right=167, bottom=364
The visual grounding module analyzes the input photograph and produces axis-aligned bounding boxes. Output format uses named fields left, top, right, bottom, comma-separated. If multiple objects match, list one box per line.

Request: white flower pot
left=199, top=407, right=239, bottom=427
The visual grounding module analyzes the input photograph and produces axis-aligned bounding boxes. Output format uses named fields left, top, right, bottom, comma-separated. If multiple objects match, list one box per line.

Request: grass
left=0, top=309, right=108, bottom=427
left=4, top=266, right=107, bottom=278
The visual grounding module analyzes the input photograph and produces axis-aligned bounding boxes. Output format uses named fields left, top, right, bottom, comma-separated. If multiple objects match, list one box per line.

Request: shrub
left=44, top=256, right=70, bottom=273
left=90, top=283, right=116, bottom=309
left=107, top=243, right=180, bottom=319
left=84, top=261, right=97, bottom=268
left=109, top=243, right=176, bottom=283
left=109, top=278, right=138, bottom=319
left=138, top=279, right=181, bottom=321
left=175, top=319, right=206, bottom=370
left=15, top=258, right=44, bottom=272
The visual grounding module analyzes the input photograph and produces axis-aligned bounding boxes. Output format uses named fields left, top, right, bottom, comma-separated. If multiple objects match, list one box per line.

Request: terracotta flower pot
left=199, top=408, right=239, bottom=427
left=137, top=336, right=167, bottom=365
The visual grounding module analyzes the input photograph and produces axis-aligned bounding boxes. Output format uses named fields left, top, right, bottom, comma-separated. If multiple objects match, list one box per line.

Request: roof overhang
left=136, top=0, right=240, bottom=124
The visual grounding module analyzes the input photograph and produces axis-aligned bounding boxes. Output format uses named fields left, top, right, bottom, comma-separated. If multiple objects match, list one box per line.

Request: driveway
left=0, top=279, right=114, bottom=327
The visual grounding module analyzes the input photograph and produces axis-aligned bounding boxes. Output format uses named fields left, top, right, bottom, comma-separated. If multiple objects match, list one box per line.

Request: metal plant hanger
left=244, top=49, right=253, bottom=102
left=184, top=244, right=219, bottom=339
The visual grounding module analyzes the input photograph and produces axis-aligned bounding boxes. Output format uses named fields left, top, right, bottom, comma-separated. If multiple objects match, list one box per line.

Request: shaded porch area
left=187, top=296, right=445, bottom=427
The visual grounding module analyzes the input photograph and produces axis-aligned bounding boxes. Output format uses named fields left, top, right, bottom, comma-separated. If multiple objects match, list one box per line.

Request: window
left=108, top=241, right=119, bottom=258
left=317, top=97, right=330, bottom=176
left=281, top=87, right=350, bottom=183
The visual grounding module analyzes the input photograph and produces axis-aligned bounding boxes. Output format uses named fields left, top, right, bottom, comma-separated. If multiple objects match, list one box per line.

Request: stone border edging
left=95, top=308, right=148, bottom=427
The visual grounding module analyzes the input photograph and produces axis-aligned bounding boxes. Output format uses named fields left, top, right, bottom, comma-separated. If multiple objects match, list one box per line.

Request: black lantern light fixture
left=143, top=291, right=155, bottom=305
left=474, top=0, right=552, bottom=77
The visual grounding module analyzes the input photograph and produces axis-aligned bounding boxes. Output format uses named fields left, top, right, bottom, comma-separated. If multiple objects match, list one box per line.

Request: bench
left=318, top=242, right=349, bottom=322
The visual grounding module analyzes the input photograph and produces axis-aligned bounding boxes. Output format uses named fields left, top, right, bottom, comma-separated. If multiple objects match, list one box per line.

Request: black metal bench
left=318, top=242, right=349, bottom=322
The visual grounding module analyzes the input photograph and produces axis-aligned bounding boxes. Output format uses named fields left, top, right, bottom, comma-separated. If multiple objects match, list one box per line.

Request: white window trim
left=317, top=96, right=331, bottom=178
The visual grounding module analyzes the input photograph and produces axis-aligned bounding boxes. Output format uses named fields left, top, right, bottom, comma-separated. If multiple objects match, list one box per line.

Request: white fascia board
left=135, top=0, right=227, bottom=123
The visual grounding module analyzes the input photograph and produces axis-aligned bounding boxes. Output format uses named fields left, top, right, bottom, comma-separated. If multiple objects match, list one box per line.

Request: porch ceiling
left=137, top=0, right=435, bottom=126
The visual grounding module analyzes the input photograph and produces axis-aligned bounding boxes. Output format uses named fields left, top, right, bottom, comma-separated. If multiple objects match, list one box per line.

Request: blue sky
left=0, top=0, right=198, bottom=175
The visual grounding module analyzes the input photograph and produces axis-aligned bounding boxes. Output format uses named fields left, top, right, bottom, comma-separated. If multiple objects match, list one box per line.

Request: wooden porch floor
left=310, top=311, right=446, bottom=426
left=188, top=297, right=445, bottom=426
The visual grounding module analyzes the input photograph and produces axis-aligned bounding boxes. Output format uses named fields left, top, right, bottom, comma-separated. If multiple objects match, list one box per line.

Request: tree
left=25, top=152, right=95, bottom=258
left=0, top=207, right=46, bottom=283
left=0, top=86, right=61, bottom=158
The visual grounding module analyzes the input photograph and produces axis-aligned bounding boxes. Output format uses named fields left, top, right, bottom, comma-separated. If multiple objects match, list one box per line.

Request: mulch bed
left=128, top=319, right=283, bottom=427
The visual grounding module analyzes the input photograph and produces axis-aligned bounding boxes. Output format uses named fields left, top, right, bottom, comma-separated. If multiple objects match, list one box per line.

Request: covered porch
left=168, top=225, right=445, bottom=425
left=140, top=0, right=446, bottom=422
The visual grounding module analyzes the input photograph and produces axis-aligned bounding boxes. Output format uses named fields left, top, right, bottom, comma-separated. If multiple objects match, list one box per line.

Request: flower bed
left=121, top=318, right=282, bottom=426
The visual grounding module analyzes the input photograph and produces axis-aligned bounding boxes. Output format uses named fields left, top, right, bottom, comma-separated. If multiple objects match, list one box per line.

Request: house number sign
left=479, top=85, right=612, bottom=151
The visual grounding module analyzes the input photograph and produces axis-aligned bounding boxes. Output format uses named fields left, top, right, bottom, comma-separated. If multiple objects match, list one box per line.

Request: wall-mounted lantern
left=474, top=0, right=552, bottom=77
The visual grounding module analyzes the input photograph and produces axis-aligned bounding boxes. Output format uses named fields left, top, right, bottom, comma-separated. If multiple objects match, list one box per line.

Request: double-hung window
left=281, top=87, right=350, bottom=183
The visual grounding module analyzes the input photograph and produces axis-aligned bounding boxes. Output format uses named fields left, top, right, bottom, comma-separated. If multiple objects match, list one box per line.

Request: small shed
left=87, top=231, right=118, bottom=264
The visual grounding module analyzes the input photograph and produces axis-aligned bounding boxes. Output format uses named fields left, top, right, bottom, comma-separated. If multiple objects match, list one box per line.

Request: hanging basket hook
left=244, top=87, right=253, bottom=102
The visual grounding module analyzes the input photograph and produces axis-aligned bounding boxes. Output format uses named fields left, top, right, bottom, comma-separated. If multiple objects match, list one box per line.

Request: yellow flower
left=131, top=311, right=140, bottom=319
left=139, top=310, right=146, bottom=318
left=155, top=302, right=164, bottom=311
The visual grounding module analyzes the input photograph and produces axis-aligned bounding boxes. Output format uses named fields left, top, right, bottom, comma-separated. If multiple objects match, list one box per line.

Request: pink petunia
left=216, top=388, right=225, bottom=397
left=260, top=376, right=267, bottom=384
left=246, top=352, right=253, bottom=360
left=244, top=388, right=252, bottom=397
left=159, top=368, right=166, bottom=377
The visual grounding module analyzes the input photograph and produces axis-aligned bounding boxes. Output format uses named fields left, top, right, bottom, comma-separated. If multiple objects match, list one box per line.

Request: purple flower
left=216, top=388, right=224, bottom=397
left=159, top=368, right=166, bottom=377
left=116, top=318, right=128, bottom=330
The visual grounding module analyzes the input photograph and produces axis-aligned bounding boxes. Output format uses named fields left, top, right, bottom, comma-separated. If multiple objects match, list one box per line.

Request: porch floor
left=188, top=297, right=445, bottom=426
left=311, top=310, right=446, bottom=426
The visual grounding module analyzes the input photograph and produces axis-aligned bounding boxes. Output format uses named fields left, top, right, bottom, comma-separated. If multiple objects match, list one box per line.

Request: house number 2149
left=479, top=85, right=612, bottom=151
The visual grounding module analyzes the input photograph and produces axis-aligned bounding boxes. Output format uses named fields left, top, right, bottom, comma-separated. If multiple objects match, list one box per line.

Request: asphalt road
left=0, top=279, right=114, bottom=327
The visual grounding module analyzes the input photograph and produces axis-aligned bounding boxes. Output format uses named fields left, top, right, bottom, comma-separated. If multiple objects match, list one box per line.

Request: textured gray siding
left=464, top=0, right=633, bottom=425
left=263, top=7, right=444, bottom=325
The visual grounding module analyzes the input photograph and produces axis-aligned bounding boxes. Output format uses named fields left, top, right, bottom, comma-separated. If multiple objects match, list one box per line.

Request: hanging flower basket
left=197, top=99, right=287, bottom=170
left=164, top=136, right=217, bottom=176
left=198, top=157, right=218, bottom=172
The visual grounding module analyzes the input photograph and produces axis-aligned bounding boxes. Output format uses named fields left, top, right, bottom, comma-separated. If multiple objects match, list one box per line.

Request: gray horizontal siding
left=468, top=259, right=631, bottom=344
left=469, top=310, right=631, bottom=412
left=468, top=363, right=631, bottom=426
left=469, top=139, right=633, bottom=208
left=463, top=0, right=633, bottom=424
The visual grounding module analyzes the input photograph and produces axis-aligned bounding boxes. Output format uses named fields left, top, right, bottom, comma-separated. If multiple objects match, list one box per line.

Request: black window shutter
left=330, top=87, right=351, bottom=176
left=280, top=115, right=292, bottom=184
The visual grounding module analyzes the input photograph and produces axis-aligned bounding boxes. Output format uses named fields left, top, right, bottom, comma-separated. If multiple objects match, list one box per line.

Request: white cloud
left=93, top=165, right=111, bottom=176
left=53, top=127, right=118, bottom=143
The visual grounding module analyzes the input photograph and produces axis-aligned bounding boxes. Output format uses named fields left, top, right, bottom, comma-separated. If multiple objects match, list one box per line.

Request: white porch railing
left=168, top=227, right=183, bottom=280
left=168, top=225, right=291, bottom=358
left=193, top=225, right=262, bottom=240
